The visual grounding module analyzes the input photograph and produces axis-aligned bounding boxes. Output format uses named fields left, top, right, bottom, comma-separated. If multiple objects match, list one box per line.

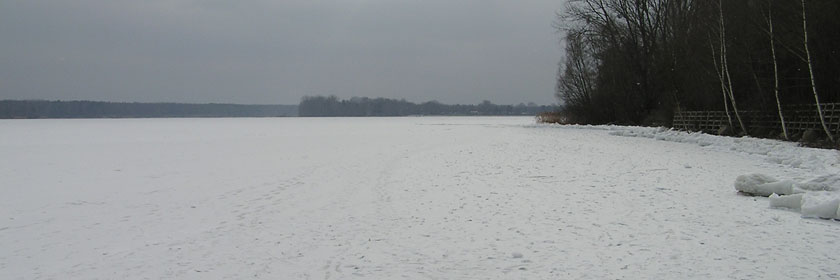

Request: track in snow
left=1, top=117, right=838, bottom=279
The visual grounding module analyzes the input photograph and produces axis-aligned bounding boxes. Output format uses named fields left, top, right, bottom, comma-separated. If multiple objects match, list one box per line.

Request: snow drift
left=548, top=124, right=840, bottom=221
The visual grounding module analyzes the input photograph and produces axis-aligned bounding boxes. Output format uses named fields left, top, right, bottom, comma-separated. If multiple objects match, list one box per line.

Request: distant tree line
left=0, top=100, right=298, bottom=119
left=555, top=0, right=840, bottom=139
left=298, top=96, right=556, bottom=117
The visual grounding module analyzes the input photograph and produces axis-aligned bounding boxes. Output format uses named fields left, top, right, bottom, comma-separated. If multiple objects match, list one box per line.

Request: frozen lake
left=1, top=117, right=839, bottom=279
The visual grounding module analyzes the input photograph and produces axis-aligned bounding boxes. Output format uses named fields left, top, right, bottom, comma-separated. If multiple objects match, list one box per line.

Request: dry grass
left=536, top=111, right=567, bottom=124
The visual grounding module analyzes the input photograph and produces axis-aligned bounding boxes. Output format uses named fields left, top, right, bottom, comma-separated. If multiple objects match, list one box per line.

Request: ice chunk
left=801, top=192, right=840, bottom=219
left=757, top=180, right=795, bottom=196
left=734, top=174, right=777, bottom=193
left=794, top=174, right=840, bottom=193
left=768, top=193, right=803, bottom=210
left=734, top=174, right=794, bottom=196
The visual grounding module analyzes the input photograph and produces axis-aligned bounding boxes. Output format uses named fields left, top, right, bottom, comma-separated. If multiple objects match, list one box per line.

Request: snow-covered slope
left=1, top=117, right=838, bottom=279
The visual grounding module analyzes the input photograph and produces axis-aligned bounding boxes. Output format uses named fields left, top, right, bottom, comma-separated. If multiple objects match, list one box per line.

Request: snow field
left=2, top=117, right=839, bottom=279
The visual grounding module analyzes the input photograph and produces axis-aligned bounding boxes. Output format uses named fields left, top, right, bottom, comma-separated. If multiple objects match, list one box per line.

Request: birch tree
left=767, top=2, right=788, bottom=140
left=801, top=0, right=834, bottom=142
left=718, top=0, right=746, bottom=134
left=709, top=38, right=733, bottom=130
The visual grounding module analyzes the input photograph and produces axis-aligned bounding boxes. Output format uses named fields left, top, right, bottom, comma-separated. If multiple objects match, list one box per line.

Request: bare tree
left=555, top=0, right=839, bottom=133
left=766, top=1, right=788, bottom=140
left=709, top=37, right=734, bottom=130
left=801, top=0, right=834, bottom=142
left=556, top=30, right=597, bottom=122
left=718, top=0, right=746, bottom=134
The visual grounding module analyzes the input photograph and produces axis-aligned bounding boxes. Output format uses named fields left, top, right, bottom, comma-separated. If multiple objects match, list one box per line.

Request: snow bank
left=536, top=124, right=840, bottom=220
left=540, top=124, right=840, bottom=174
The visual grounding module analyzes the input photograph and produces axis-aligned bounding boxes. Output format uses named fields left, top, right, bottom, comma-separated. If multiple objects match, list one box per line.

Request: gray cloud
left=0, top=0, right=564, bottom=105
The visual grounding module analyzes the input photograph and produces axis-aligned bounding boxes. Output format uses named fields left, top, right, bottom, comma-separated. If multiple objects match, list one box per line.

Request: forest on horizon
left=0, top=100, right=297, bottom=119
left=1, top=98, right=557, bottom=119
left=298, top=96, right=557, bottom=117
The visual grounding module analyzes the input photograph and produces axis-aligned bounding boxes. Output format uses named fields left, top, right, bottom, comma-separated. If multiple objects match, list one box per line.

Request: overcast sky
left=0, top=1, right=565, bottom=105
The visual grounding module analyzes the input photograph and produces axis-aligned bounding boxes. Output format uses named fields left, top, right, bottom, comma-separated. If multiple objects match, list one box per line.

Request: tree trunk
left=801, top=0, right=834, bottom=142
left=720, top=0, right=747, bottom=135
left=709, top=38, right=734, bottom=131
left=768, top=3, right=788, bottom=140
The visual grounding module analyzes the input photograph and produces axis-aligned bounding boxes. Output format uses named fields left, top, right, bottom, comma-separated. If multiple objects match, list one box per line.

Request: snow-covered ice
left=2, top=117, right=839, bottom=279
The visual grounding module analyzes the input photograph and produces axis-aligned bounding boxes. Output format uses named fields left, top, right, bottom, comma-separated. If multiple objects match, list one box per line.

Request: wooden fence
left=673, top=103, right=840, bottom=136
